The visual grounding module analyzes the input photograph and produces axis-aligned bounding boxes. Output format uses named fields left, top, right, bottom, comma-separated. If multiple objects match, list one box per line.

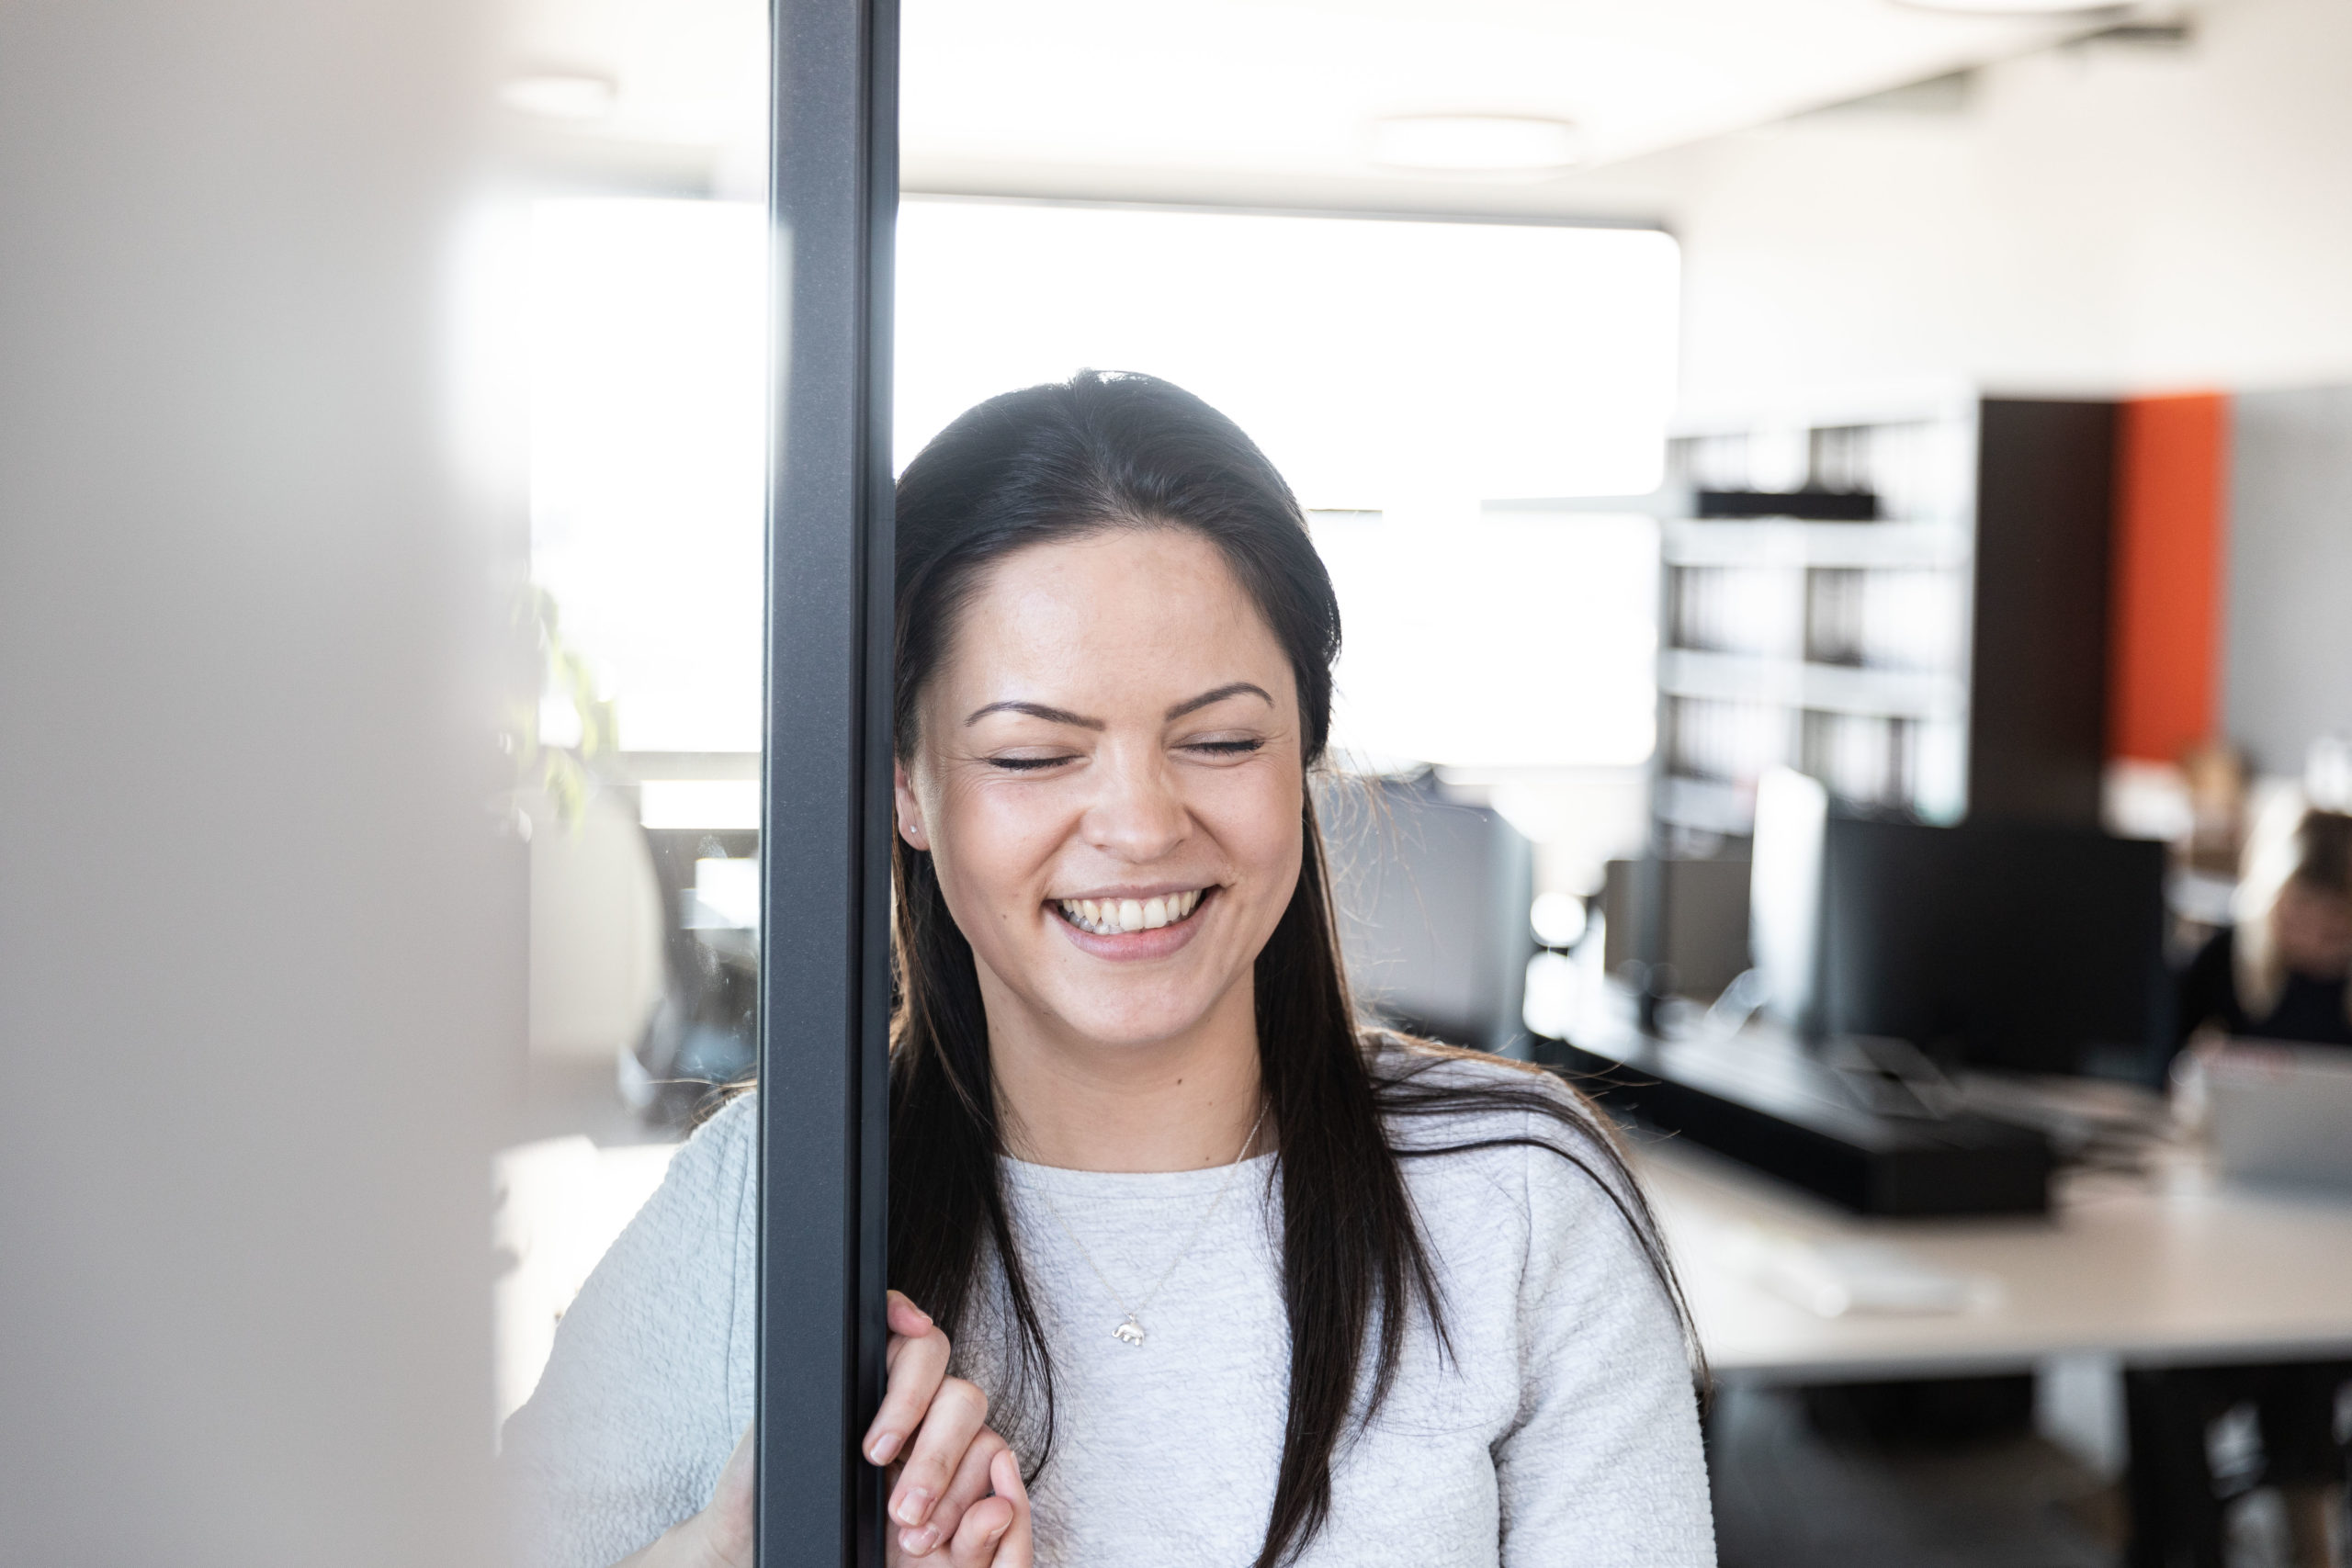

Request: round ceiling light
left=500, top=71, right=620, bottom=121
left=1371, top=115, right=1583, bottom=175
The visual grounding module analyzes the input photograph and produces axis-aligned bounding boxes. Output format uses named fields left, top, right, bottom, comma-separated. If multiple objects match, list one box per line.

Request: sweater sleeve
left=1494, top=1123, right=1716, bottom=1568
left=501, top=1094, right=760, bottom=1568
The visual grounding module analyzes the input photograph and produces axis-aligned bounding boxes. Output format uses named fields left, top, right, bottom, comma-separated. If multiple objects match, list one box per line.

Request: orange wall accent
left=2109, top=392, right=2230, bottom=762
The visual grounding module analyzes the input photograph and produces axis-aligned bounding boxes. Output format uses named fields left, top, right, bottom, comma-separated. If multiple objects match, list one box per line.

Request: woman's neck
left=979, top=970, right=1266, bottom=1173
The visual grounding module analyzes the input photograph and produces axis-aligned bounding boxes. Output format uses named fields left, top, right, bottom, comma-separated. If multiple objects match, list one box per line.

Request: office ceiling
left=502, top=0, right=2152, bottom=194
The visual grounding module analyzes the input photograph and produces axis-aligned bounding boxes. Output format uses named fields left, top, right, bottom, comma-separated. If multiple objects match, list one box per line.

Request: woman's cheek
left=1199, top=765, right=1301, bottom=868
left=965, top=783, right=1076, bottom=902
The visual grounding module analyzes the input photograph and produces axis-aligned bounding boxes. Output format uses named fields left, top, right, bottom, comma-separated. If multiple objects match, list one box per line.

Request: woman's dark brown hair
left=887, top=370, right=1696, bottom=1567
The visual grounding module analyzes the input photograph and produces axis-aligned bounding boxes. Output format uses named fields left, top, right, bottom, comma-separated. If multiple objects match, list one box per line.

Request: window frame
left=758, top=0, right=899, bottom=1561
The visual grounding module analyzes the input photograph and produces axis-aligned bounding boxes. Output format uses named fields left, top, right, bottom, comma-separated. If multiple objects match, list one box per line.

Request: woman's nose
left=1082, top=751, right=1188, bottom=862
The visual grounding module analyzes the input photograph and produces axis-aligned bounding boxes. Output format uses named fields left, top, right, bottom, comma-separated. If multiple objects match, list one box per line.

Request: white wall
left=2225, top=387, right=2352, bottom=772
left=1629, top=0, right=2352, bottom=408
left=0, top=3, right=520, bottom=1562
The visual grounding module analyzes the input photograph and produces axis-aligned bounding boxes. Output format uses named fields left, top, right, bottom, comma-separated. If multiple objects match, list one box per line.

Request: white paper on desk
left=1718, top=1224, right=2000, bottom=1319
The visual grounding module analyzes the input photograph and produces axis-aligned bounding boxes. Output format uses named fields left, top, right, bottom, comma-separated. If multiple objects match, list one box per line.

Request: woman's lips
left=1048, top=886, right=1216, bottom=961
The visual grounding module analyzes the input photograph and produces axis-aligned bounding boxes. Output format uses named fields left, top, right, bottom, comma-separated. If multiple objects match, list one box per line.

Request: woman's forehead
left=940, top=531, right=1288, bottom=696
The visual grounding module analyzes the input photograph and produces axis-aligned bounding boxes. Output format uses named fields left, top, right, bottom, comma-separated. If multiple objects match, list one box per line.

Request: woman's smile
left=1049, top=885, right=1218, bottom=958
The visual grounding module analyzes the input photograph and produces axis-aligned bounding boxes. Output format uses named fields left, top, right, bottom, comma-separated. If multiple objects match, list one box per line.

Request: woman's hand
left=868, top=1291, right=1032, bottom=1566
left=612, top=1292, right=1028, bottom=1568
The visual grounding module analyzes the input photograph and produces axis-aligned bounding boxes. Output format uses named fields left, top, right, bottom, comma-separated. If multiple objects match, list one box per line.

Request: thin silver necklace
left=1025, top=1101, right=1269, bottom=1349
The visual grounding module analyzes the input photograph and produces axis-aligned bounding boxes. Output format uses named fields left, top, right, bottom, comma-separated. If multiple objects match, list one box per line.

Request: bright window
left=1311, top=508, right=1658, bottom=769
left=895, top=199, right=1679, bottom=506
left=528, top=197, right=768, bottom=755
left=526, top=197, right=1679, bottom=770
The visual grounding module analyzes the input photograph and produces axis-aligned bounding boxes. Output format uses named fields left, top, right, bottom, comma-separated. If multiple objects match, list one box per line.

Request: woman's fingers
left=865, top=1316, right=951, bottom=1467
left=881, top=1292, right=940, bottom=1380
left=987, top=1448, right=1033, bottom=1568
left=944, top=1497, right=1014, bottom=1568
left=942, top=1444, right=1028, bottom=1568
left=864, top=1291, right=1011, bottom=1564
left=887, top=1375, right=988, bottom=1545
left=887, top=1289, right=934, bottom=1341
left=907, top=1426, right=1008, bottom=1561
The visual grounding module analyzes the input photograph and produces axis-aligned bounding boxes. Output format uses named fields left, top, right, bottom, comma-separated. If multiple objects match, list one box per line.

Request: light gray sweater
left=503, top=1062, right=1715, bottom=1568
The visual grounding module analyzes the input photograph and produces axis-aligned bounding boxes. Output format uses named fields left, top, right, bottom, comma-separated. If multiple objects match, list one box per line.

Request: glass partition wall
left=492, top=0, right=897, bottom=1561
left=493, top=191, right=771, bottom=1427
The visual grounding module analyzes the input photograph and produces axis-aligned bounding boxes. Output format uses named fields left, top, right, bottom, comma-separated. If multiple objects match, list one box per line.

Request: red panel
left=2109, top=393, right=2229, bottom=762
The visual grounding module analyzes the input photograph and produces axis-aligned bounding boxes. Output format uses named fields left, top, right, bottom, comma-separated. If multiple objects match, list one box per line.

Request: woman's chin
left=1039, top=988, right=1233, bottom=1055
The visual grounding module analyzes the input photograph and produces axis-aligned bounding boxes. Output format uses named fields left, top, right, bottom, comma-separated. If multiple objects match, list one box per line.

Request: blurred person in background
left=2177, top=808, right=2352, bottom=1055
left=2163, top=806, right=2352, bottom=1568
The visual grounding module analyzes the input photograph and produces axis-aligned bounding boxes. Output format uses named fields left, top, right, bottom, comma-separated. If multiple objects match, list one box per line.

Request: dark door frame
left=758, top=0, right=898, bottom=1562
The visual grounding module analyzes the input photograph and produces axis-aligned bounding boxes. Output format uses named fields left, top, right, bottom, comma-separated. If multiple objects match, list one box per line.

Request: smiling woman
left=502, top=371, right=1714, bottom=1568
left=895, top=529, right=1307, bottom=1109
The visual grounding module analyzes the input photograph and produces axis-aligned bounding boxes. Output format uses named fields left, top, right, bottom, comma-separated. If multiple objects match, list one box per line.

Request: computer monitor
left=1317, top=773, right=1536, bottom=1055
left=1818, top=817, right=2171, bottom=1077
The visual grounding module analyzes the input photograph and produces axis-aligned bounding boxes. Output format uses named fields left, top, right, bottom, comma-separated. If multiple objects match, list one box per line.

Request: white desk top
left=1635, top=1132, right=2352, bottom=1383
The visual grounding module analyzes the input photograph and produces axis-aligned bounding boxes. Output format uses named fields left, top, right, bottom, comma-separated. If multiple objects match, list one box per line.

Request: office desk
left=1637, top=1130, right=2352, bottom=1566
left=1637, top=1133, right=2352, bottom=1384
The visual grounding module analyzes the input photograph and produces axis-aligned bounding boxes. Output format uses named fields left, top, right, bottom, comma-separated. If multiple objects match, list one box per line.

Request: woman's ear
left=893, top=757, right=931, bottom=852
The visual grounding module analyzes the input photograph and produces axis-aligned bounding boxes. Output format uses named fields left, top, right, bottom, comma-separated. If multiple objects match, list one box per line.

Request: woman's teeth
left=1056, top=889, right=1204, bottom=935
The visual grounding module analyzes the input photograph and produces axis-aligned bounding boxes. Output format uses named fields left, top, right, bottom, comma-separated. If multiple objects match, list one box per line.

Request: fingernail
left=894, top=1487, right=932, bottom=1526
left=866, top=1431, right=899, bottom=1464
left=901, top=1525, right=940, bottom=1555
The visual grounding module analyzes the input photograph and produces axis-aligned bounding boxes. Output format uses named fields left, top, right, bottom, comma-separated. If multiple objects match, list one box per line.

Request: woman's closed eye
left=1183, top=737, right=1265, bottom=759
left=983, top=737, right=1265, bottom=771
left=985, top=751, right=1080, bottom=773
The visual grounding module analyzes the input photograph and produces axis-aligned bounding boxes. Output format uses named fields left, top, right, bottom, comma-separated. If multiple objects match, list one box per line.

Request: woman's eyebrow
left=1165, top=682, right=1273, bottom=720
left=964, top=699, right=1104, bottom=730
